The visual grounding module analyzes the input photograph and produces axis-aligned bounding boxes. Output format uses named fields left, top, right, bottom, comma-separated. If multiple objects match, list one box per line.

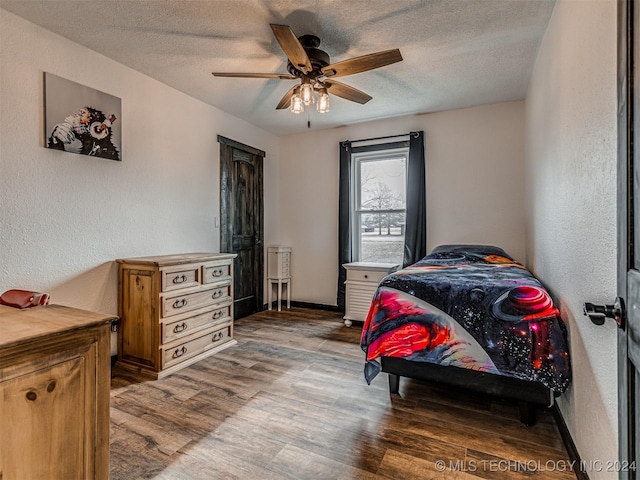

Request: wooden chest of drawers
left=116, top=252, right=237, bottom=379
left=343, top=262, right=398, bottom=327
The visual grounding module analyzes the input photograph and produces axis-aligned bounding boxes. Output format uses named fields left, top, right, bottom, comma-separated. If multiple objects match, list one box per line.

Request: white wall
left=0, top=10, right=280, bottom=353
left=278, top=102, right=526, bottom=305
left=525, top=0, right=618, bottom=477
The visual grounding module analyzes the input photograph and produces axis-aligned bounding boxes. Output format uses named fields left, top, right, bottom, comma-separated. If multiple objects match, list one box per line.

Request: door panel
left=233, top=151, right=258, bottom=317
left=626, top=272, right=640, bottom=471
left=619, top=1, right=639, bottom=477
left=219, top=136, right=264, bottom=319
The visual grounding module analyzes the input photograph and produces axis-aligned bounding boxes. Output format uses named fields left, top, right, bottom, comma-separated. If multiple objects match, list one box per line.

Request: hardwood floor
left=110, top=308, right=576, bottom=480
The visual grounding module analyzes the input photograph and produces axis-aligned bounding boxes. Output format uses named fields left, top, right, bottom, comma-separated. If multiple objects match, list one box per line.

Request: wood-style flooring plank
left=270, top=443, right=386, bottom=480
left=110, top=307, right=577, bottom=479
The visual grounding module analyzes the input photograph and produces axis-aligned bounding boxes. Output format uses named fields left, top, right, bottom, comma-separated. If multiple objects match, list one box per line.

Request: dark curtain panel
left=403, top=131, right=426, bottom=267
left=337, top=140, right=352, bottom=309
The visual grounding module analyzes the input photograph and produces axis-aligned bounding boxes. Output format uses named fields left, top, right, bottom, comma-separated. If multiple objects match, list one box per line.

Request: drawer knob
left=173, top=274, right=188, bottom=284
left=212, top=290, right=223, bottom=299
left=173, top=298, right=187, bottom=309
left=212, top=331, right=224, bottom=342
left=173, top=322, right=188, bottom=333
left=364, top=274, right=368, bottom=279
left=26, top=391, right=37, bottom=401
left=212, top=270, right=223, bottom=277
left=213, top=310, right=223, bottom=319
left=173, top=346, right=187, bottom=358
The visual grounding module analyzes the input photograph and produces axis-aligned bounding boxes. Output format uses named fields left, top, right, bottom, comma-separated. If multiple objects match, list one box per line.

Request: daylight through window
left=352, top=147, right=408, bottom=264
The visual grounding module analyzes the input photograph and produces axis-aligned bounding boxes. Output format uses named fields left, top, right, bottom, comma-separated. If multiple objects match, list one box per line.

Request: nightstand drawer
left=162, top=283, right=231, bottom=318
left=162, top=324, right=232, bottom=369
left=162, top=304, right=231, bottom=344
left=346, top=269, right=389, bottom=283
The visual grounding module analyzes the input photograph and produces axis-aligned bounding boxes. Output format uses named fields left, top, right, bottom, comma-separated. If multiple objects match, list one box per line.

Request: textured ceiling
left=0, top=0, right=556, bottom=136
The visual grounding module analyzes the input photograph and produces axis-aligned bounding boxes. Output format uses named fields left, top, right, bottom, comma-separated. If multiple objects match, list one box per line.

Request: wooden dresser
left=343, top=262, right=398, bottom=327
left=116, top=252, right=237, bottom=379
left=0, top=304, right=113, bottom=480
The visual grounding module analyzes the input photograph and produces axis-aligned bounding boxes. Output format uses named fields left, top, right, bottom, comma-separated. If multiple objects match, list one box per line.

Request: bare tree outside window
left=362, top=183, right=404, bottom=235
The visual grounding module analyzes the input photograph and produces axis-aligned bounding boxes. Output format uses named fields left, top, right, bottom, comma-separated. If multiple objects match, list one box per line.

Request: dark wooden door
left=218, top=136, right=264, bottom=319
left=618, top=1, right=639, bottom=477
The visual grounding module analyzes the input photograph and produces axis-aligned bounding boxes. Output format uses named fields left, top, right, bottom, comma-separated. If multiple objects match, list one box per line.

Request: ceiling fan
left=212, top=24, right=403, bottom=114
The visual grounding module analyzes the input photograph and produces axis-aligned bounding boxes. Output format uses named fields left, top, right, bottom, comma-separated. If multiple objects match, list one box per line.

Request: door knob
left=583, top=297, right=625, bottom=329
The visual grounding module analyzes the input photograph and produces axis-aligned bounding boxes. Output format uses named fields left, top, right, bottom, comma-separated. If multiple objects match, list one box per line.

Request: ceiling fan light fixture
left=290, top=87, right=304, bottom=114
left=300, top=80, right=314, bottom=106
left=213, top=25, right=403, bottom=118
left=316, top=87, right=330, bottom=113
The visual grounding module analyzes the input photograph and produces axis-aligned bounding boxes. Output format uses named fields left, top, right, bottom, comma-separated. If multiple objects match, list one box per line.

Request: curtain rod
left=342, top=131, right=419, bottom=146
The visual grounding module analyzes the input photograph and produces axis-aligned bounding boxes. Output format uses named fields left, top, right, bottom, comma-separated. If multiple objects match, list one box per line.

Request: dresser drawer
left=162, top=283, right=232, bottom=318
left=162, top=304, right=231, bottom=344
left=162, top=323, right=232, bottom=369
left=346, top=269, right=389, bottom=283
left=202, top=262, right=232, bottom=284
left=162, top=266, right=200, bottom=292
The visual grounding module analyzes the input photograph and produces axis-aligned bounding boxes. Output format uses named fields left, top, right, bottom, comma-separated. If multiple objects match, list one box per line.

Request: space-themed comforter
left=360, top=245, right=571, bottom=394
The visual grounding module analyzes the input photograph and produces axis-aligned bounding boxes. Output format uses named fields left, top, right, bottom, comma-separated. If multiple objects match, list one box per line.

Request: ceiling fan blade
left=321, top=49, right=403, bottom=78
left=323, top=80, right=372, bottom=104
left=276, top=84, right=298, bottom=110
left=212, top=72, right=296, bottom=79
left=270, top=24, right=312, bottom=74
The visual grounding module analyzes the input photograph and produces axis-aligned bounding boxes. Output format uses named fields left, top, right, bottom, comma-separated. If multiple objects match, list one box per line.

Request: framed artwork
left=44, top=72, right=122, bottom=161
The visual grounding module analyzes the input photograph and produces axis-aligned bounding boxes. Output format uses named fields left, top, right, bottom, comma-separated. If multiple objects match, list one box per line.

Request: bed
left=360, top=245, right=571, bottom=425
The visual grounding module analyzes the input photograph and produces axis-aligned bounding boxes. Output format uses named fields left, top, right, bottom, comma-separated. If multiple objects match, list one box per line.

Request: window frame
left=350, top=146, right=409, bottom=263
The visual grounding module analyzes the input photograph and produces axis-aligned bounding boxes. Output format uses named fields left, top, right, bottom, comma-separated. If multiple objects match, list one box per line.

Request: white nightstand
left=343, top=262, right=398, bottom=327
left=267, top=246, right=291, bottom=311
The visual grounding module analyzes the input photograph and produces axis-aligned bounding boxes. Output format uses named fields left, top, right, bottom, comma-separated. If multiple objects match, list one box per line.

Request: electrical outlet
left=111, top=318, right=120, bottom=333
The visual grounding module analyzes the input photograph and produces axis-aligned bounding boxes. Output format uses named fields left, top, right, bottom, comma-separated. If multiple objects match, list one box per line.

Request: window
left=351, top=147, right=408, bottom=264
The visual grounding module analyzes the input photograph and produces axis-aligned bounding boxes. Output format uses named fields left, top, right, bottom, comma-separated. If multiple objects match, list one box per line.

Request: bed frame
left=381, top=356, right=554, bottom=426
